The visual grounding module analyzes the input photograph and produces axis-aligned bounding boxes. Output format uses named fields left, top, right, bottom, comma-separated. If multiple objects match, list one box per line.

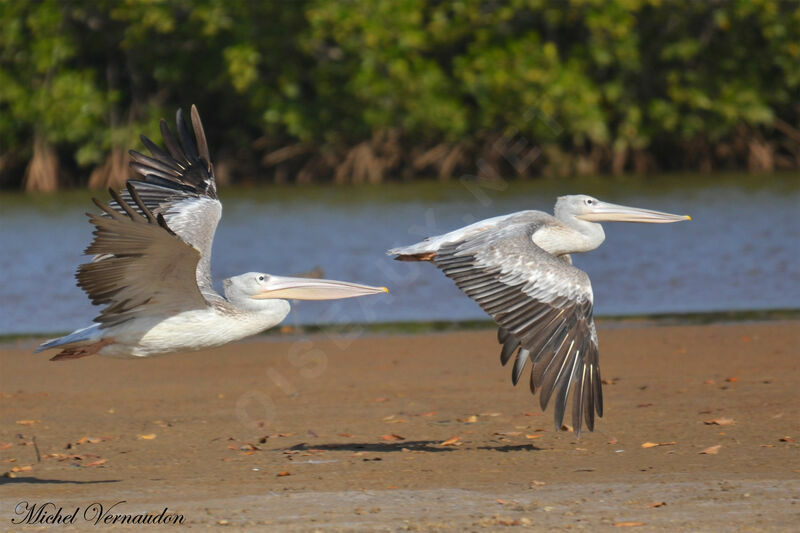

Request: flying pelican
left=36, top=106, right=387, bottom=360
left=389, top=196, right=690, bottom=435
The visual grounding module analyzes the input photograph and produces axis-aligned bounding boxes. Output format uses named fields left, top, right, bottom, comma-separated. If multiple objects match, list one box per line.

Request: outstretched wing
left=110, top=105, right=221, bottom=297
left=77, top=183, right=209, bottom=327
left=432, top=223, right=602, bottom=436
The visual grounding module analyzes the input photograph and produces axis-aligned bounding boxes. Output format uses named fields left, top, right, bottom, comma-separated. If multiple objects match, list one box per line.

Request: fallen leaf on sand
left=649, top=502, right=666, bottom=508
left=0, top=442, right=12, bottom=450
left=137, top=434, right=157, bottom=440
left=10, top=465, right=32, bottom=472
left=529, top=480, right=546, bottom=487
left=76, top=436, right=109, bottom=445
left=525, top=434, right=542, bottom=439
left=276, top=471, right=291, bottom=477
left=418, top=411, right=436, bottom=417
left=480, top=412, right=502, bottom=417
left=440, top=436, right=462, bottom=446
left=380, top=434, right=405, bottom=441
left=703, top=379, right=715, bottom=385
left=496, top=499, right=508, bottom=505
left=372, top=397, right=388, bottom=403
left=614, top=521, right=645, bottom=527
left=641, top=442, right=676, bottom=449
left=704, top=417, right=734, bottom=426
left=457, top=415, right=478, bottom=423
left=725, top=377, right=739, bottom=383
left=84, top=458, right=107, bottom=467
left=386, top=419, right=406, bottom=424
left=608, top=438, right=618, bottom=445
left=699, top=445, right=721, bottom=455
left=560, top=424, right=574, bottom=432
left=761, top=444, right=775, bottom=448
left=15, top=420, right=39, bottom=426
left=779, top=436, right=794, bottom=442
left=338, top=433, right=352, bottom=438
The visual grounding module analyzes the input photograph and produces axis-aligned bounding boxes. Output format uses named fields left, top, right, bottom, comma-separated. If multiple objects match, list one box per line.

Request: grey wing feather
left=77, top=184, right=209, bottom=327
left=433, top=223, right=602, bottom=436
left=106, top=105, right=221, bottom=296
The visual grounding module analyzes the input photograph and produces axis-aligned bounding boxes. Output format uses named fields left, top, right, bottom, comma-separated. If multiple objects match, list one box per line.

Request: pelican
left=36, top=106, right=387, bottom=360
left=389, top=197, right=690, bottom=435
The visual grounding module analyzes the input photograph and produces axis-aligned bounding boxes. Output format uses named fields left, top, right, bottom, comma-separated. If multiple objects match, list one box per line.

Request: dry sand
left=1, top=321, right=798, bottom=531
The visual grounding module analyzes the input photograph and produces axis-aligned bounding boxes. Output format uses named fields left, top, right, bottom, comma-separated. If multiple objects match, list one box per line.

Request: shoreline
left=3, top=307, right=800, bottom=345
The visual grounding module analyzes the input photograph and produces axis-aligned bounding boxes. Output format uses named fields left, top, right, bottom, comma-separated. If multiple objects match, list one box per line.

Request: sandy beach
left=1, top=320, right=798, bottom=530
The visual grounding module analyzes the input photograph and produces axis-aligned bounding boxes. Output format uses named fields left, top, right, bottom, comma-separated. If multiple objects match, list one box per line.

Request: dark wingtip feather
left=497, top=327, right=508, bottom=344
left=156, top=213, right=176, bottom=236
left=139, top=134, right=178, bottom=168
left=511, top=348, right=530, bottom=386
left=499, top=336, right=519, bottom=366
left=176, top=107, right=199, bottom=161
left=190, top=104, right=211, bottom=166
left=594, top=364, right=604, bottom=417
left=160, top=117, right=188, bottom=165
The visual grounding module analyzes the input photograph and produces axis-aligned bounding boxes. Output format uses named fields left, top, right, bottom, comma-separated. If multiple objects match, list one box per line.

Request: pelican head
left=224, top=272, right=388, bottom=302
left=556, top=195, right=691, bottom=224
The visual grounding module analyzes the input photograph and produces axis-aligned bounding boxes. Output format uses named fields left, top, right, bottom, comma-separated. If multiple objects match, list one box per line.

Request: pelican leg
left=50, top=339, right=114, bottom=361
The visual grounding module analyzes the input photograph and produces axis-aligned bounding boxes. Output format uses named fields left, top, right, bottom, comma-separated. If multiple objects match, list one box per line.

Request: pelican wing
left=433, top=223, right=602, bottom=435
left=77, top=184, right=208, bottom=327
left=110, top=106, right=221, bottom=297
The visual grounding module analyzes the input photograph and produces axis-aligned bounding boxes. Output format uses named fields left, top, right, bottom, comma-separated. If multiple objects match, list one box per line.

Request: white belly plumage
left=98, top=302, right=291, bottom=358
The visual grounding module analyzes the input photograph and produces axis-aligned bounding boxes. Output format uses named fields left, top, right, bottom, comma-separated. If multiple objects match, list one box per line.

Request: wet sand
left=1, top=321, right=798, bottom=531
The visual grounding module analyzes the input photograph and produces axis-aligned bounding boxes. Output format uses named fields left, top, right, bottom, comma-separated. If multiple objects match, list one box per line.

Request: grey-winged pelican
left=389, top=196, right=690, bottom=435
left=36, top=106, right=387, bottom=360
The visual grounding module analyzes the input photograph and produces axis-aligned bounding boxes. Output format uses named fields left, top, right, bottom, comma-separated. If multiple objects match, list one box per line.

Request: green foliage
left=1, top=0, right=798, bottom=186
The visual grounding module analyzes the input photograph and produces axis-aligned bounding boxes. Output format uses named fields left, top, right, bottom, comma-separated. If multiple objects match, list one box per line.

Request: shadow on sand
left=281, top=440, right=453, bottom=453
left=281, top=440, right=544, bottom=453
left=0, top=476, right=121, bottom=486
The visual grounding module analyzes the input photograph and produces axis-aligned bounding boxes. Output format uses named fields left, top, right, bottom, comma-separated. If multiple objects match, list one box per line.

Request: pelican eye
left=257, top=275, right=265, bottom=282
left=585, top=198, right=595, bottom=205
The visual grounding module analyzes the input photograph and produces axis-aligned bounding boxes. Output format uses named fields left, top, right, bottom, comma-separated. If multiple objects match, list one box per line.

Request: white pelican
left=389, top=196, right=690, bottom=435
left=36, top=106, right=387, bottom=360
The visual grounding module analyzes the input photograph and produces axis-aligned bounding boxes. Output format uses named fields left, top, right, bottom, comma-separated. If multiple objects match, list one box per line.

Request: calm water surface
left=1, top=174, right=798, bottom=334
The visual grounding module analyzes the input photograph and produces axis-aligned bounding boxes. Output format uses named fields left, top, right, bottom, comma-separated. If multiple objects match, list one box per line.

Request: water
left=1, top=174, right=798, bottom=334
